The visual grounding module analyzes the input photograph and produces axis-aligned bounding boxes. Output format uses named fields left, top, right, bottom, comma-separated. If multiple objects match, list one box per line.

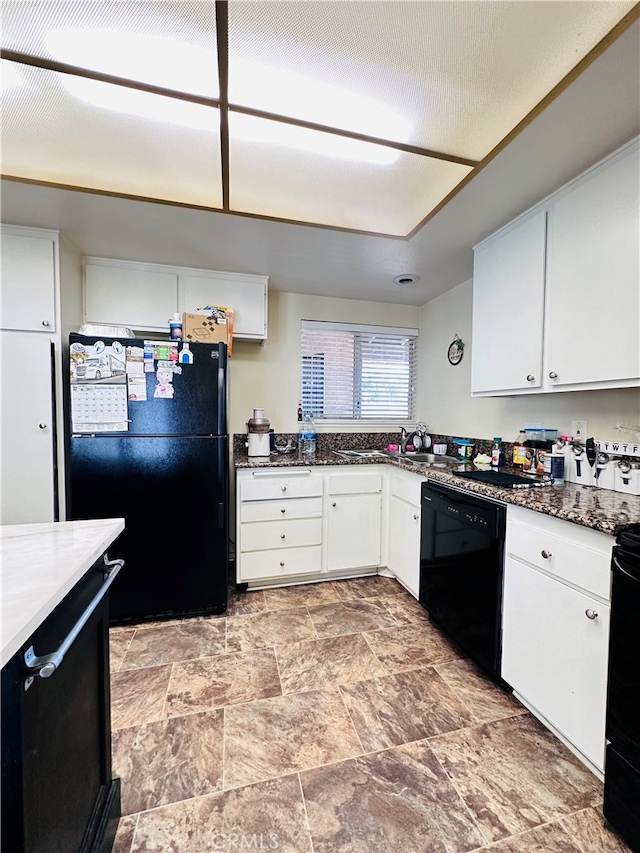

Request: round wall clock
left=447, top=336, right=464, bottom=365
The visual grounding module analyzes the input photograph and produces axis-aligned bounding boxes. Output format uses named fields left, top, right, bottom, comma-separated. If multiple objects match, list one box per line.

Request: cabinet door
left=327, top=493, right=381, bottom=571
left=84, top=262, right=178, bottom=331
left=1, top=232, right=56, bottom=332
left=502, top=557, right=610, bottom=771
left=471, top=210, right=546, bottom=394
left=180, top=272, right=267, bottom=339
left=387, top=495, right=420, bottom=598
left=545, top=145, right=640, bottom=388
left=1, top=332, right=56, bottom=523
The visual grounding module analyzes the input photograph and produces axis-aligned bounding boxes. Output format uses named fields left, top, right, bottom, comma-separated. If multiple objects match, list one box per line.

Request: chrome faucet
left=400, top=425, right=423, bottom=453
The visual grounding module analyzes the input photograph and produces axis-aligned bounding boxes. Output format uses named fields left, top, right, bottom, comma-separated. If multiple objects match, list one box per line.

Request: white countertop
left=1, top=518, right=125, bottom=667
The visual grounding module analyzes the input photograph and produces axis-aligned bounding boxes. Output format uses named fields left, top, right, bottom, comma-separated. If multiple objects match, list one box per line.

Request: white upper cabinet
left=180, top=271, right=267, bottom=339
left=83, top=257, right=268, bottom=340
left=471, top=210, right=546, bottom=394
left=472, top=138, right=639, bottom=396
left=545, top=145, right=640, bottom=389
left=1, top=227, right=58, bottom=332
left=84, top=259, right=178, bottom=331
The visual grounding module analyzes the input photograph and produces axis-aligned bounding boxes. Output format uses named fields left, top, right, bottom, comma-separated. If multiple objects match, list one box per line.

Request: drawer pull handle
left=280, top=533, right=286, bottom=539
left=281, top=485, right=287, bottom=492
left=279, top=561, right=285, bottom=567
left=332, top=502, right=337, bottom=507
left=585, top=609, right=598, bottom=620
left=541, top=550, right=552, bottom=559
left=526, top=374, right=535, bottom=382
left=281, top=508, right=286, bottom=514
left=38, top=423, right=47, bottom=429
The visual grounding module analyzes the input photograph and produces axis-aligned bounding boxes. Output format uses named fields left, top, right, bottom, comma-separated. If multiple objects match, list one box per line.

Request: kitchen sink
left=334, top=449, right=459, bottom=464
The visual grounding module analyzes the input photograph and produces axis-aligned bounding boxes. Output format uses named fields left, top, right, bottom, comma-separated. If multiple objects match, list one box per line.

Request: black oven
left=419, top=481, right=507, bottom=684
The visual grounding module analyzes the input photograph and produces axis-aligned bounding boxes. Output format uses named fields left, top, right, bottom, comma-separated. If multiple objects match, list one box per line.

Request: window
left=301, top=320, right=418, bottom=422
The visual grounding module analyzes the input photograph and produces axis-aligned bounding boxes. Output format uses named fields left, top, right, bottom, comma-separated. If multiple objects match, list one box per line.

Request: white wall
left=227, top=290, right=418, bottom=436
left=418, top=278, right=640, bottom=442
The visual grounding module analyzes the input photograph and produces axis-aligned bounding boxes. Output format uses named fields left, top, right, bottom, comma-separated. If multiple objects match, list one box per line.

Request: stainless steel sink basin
left=334, top=449, right=459, bottom=464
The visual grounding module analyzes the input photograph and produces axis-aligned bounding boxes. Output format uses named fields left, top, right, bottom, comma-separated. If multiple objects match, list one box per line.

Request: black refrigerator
left=66, top=333, right=228, bottom=624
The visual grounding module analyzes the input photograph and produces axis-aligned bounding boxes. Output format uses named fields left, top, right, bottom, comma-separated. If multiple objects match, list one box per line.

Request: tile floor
left=110, top=575, right=630, bottom=853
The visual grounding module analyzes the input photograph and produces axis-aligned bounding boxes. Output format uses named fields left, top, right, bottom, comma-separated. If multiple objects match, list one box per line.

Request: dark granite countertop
left=234, top=448, right=640, bottom=537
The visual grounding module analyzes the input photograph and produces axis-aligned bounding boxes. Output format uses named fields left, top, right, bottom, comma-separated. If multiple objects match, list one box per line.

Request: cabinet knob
left=332, top=502, right=337, bottom=507
left=38, top=423, right=47, bottom=429
left=585, top=609, right=598, bottom=620
left=41, top=320, right=50, bottom=327
left=279, top=561, right=285, bottom=567
left=280, top=508, right=286, bottom=514
left=281, top=485, right=287, bottom=492
left=280, top=533, right=286, bottom=539
left=526, top=374, right=535, bottom=382
left=549, top=371, right=558, bottom=379
left=541, top=550, right=552, bottom=559
left=413, top=514, right=419, bottom=520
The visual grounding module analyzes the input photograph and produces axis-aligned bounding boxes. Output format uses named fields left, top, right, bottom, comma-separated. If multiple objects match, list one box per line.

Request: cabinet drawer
left=390, top=472, right=426, bottom=506
left=241, top=497, right=322, bottom=523
left=241, top=518, right=322, bottom=552
left=239, top=546, right=322, bottom=580
left=240, top=472, right=323, bottom=501
left=327, top=472, right=382, bottom=495
left=506, top=516, right=612, bottom=600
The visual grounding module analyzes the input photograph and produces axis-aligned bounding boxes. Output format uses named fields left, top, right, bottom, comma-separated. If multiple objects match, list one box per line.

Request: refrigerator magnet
left=154, top=367, right=174, bottom=399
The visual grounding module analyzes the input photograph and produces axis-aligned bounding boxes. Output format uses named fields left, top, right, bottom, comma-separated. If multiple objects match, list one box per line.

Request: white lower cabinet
left=502, top=505, right=613, bottom=774
left=236, top=466, right=383, bottom=583
left=326, top=472, right=382, bottom=572
left=237, top=470, right=323, bottom=583
left=386, top=469, right=426, bottom=598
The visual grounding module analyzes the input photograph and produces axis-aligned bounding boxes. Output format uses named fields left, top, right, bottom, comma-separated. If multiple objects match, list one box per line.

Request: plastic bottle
left=298, top=412, right=317, bottom=456
left=169, top=312, right=183, bottom=340
left=491, top=437, right=504, bottom=468
left=297, top=401, right=303, bottom=422
left=512, top=429, right=527, bottom=467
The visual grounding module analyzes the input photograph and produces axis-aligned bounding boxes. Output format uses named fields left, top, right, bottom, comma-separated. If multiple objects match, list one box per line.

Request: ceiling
left=1, top=3, right=639, bottom=305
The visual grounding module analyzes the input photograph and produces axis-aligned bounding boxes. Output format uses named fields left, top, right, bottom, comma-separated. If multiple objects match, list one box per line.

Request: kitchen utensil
left=586, top=437, right=597, bottom=468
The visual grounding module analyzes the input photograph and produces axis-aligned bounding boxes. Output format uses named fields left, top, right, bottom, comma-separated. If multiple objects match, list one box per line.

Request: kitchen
left=2, top=3, right=640, bottom=852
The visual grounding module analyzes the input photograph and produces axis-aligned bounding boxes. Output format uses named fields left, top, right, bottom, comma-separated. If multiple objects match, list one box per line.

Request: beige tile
left=120, top=619, right=226, bottom=670
left=300, top=739, right=486, bottom=853
left=165, top=649, right=281, bottom=716
left=276, top=633, right=387, bottom=694
left=560, top=806, right=634, bottom=852
left=340, top=666, right=473, bottom=752
left=435, top=658, right=526, bottom=724
left=225, top=607, right=316, bottom=652
left=429, top=715, right=603, bottom=843
left=378, top=592, right=431, bottom=625
left=307, top=598, right=398, bottom=638
left=131, top=774, right=313, bottom=853
left=109, top=627, right=136, bottom=673
left=112, top=710, right=224, bottom=814
left=364, top=621, right=462, bottom=672
left=224, top=689, right=362, bottom=789
left=112, top=815, right=138, bottom=853
left=474, top=821, right=583, bottom=852
left=332, top=575, right=404, bottom=600
left=226, top=588, right=267, bottom=617
left=111, top=665, right=171, bottom=730
left=264, top=581, right=342, bottom=610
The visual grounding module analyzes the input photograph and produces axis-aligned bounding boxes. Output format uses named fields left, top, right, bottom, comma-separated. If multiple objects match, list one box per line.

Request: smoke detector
left=393, top=273, right=420, bottom=286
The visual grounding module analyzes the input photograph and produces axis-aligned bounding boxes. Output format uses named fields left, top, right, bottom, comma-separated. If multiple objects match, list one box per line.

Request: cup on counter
left=432, top=443, right=448, bottom=455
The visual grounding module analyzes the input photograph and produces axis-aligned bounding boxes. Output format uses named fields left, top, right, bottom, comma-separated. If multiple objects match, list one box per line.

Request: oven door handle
left=24, top=556, right=123, bottom=685
left=613, top=551, right=640, bottom=583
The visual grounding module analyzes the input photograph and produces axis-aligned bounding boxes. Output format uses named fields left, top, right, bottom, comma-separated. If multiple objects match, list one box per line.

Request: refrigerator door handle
left=23, top=556, right=124, bottom=687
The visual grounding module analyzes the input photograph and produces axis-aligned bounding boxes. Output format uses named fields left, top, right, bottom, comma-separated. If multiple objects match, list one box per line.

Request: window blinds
left=301, top=320, right=418, bottom=420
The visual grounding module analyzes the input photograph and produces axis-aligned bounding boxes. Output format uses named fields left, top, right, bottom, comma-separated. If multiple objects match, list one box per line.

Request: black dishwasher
left=419, top=481, right=507, bottom=684
left=604, top=525, right=640, bottom=851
